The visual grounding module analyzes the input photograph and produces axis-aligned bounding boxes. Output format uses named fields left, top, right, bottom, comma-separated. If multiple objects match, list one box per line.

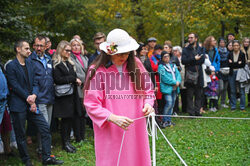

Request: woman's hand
left=76, top=78, right=82, bottom=86
left=108, top=114, right=134, bottom=130
left=142, top=103, right=155, bottom=116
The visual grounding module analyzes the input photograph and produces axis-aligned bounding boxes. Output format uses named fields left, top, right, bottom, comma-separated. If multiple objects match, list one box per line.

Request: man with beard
left=29, top=35, right=55, bottom=157
left=181, top=33, right=205, bottom=116
left=6, top=39, right=63, bottom=166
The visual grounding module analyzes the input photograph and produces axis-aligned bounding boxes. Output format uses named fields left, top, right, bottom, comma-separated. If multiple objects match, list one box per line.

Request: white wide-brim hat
left=99, top=28, right=139, bottom=55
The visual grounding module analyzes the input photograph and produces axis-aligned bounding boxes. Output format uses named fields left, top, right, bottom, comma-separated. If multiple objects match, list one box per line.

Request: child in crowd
left=205, top=66, right=219, bottom=112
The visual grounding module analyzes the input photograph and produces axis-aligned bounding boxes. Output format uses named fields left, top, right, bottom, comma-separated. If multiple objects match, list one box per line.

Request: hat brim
left=99, top=38, right=139, bottom=55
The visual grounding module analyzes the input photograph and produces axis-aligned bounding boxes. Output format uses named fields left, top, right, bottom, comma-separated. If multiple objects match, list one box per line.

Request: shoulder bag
left=55, top=84, right=73, bottom=97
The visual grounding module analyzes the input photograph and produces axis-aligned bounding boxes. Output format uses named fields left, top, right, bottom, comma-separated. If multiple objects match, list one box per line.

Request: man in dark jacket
left=181, top=33, right=205, bottom=116
left=6, top=39, right=63, bottom=166
left=29, top=35, right=55, bottom=155
left=88, top=32, right=106, bottom=66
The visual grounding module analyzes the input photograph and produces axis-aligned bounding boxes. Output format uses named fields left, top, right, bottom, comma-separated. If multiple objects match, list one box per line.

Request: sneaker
left=0, top=141, right=4, bottom=154
left=213, top=107, right=217, bottom=112
left=10, top=142, right=18, bottom=149
left=209, top=108, right=214, bottom=112
left=162, top=122, right=171, bottom=128
left=173, top=112, right=178, bottom=116
left=169, top=122, right=176, bottom=126
left=221, top=104, right=229, bottom=108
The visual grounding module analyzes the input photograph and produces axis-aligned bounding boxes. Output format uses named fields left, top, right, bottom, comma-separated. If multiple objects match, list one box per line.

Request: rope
left=116, top=114, right=249, bottom=166
left=117, top=131, right=126, bottom=166
left=117, top=115, right=150, bottom=166
left=155, top=121, right=188, bottom=166
left=155, top=115, right=250, bottom=120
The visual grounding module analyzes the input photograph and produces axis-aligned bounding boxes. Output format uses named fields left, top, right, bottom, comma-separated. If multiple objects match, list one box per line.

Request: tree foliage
left=0, top=0, right=249, bottom=63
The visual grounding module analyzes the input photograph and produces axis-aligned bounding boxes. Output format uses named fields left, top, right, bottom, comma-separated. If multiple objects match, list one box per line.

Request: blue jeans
left=0, top=100, right=7, bottom=124
left=163, top=91, right=177, bottom=122
left=228, top=71, right=245, bottom=109
left=11, top=111, right=51, bottom=163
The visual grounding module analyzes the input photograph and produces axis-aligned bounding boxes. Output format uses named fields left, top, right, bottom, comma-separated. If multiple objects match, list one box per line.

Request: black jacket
left=228, top=51, right=246, bottom=75
left=141, top=57, right=156, bottom=87
left=53, top=61, right=82, bottom=118
left=181, top=44, right=205, bottom=87
left=88, top=50, right=100, bottom=66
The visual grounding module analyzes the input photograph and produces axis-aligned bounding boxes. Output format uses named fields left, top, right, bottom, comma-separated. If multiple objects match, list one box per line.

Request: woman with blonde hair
left=69, top=38, right=88, bottom=142
left=241, top=37, right=250, bottom=64
left=52, top=41, right=83, bottom=153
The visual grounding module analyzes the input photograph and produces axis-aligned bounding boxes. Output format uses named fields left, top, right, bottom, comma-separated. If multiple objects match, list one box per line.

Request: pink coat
left=84, top=58, right=155, bottom=166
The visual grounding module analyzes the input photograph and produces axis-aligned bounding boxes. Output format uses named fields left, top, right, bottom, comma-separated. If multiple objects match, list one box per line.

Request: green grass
left=0, top=107, right=249, bottom=166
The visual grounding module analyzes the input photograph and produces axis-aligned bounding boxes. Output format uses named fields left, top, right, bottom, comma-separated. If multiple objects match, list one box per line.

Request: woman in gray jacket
left=70, top=38, right=88, bottom=142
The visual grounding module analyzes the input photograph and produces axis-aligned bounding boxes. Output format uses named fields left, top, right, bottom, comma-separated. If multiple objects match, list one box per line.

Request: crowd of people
left=0, top=28, right=249, bottom=165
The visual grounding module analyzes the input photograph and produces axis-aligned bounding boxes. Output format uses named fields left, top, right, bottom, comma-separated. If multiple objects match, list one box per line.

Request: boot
left=62, top=141, right=76, bottom=153
left=61, top=120, right=76, bottom=153
left=66, top=141, right=76, bottom=152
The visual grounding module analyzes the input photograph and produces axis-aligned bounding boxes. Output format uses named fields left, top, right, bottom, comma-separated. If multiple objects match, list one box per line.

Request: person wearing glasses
left=88, top=32, right=106, bottom=66
left=52, top=41, right=82, bottom=153
left=29, top=35, right=55, bottom=156
left=6, top=39, right=63, bottom=166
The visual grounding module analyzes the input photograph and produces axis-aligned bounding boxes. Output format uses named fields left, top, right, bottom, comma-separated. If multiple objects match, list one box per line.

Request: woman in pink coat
left=84, top=29, right=155, bottom=166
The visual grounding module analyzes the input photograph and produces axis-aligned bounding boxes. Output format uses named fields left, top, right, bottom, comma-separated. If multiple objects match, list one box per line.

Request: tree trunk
left=181, top=8, right=185, bottom=47
left=221, top=20, right=225, bottom=38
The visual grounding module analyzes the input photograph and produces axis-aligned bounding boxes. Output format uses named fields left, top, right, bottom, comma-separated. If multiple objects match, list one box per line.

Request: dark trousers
left=11, top=111, right=51, bottom=163
left=173, top=95, right=179, bottom=114
left=248, top=93, right=250, bottom=106
left=157, top=98, right=165, bottom=115
left=61, top=118, right=72, bottom=144
left=180, top=89, right=187, bottom=113
left=186, top=85, right=202, bottom=115
left=72, top=116, right=85, bottom=142
left=209, top=99, right=217, bottom=108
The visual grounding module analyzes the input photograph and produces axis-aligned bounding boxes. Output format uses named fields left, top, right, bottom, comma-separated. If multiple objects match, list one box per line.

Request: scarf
left=151, top=54, right=161, bottom=65
left=72, top=51, right=84, bottom=68
left=218, top=47, right=228, bottom=62
left=139, top=55, right=146, bottom=63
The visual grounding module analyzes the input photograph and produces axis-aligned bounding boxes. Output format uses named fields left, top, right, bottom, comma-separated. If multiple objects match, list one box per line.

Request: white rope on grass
left=116, top=113, right=249, bottom=166
left=155, top=121, right=188, bottom=166
left=155, top=115, right=250, bottom=120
